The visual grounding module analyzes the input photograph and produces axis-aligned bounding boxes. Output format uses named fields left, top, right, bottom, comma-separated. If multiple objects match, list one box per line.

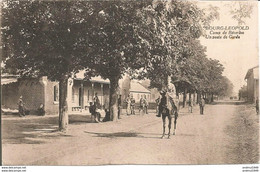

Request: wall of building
left=2, top=77, right=59, bottom=115
left=2, top=78, right=45, bottom=113
left=44, top=77, right=59, bottom=115
left=70, top=80, right=110, bottom=110
left=255, top=79, right=259, bottom=102
left=247, top=74, right=256, bottom=102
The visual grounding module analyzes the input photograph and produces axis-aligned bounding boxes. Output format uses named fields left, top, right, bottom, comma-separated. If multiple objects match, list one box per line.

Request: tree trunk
left=197, top=92, right=201, bottom=104
left=211, top=93, right=214, bottom=103
left=183, top=88, right=187, bottom=108
left=59, top=75, right=69, bottom=132
left=109, top=77, right=119, bottom=121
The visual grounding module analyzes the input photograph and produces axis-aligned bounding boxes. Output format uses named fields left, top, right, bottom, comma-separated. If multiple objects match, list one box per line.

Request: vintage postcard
left=0, top=0, right=259, bottom=170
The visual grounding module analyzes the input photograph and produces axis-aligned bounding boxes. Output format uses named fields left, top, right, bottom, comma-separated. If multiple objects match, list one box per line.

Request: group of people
left=186, top=97, right=206, bottom=115
left=89, top=93, right=123, bottom=122
left=186, top=97, right=205, bottom=115
left=155, top=93, right=206, bottom=117
left=89, top=90, right=206, bottom=123
left=124, top=95, right=149, bottom=115
left=17, top=96, right=45, bottom=117
left=187, top=97, right=206, bottom=115
left=89, top=93, right=103, bottom=122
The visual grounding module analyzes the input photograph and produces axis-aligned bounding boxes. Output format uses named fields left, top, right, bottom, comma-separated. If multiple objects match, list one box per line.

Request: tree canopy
left=2, top=0, right=234, bottom=127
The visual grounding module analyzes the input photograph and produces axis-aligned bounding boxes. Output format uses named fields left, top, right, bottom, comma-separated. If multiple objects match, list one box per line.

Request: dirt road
left=2, top=102, right=259, bottom=165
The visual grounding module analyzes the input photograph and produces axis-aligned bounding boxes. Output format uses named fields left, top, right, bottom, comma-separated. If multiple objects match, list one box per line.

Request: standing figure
left=93, top=93, right=101, bottom=122
left=155, top=96, right=160, bottom=114
left=130, top=95, right=135, bottom=115
left=144, top=97, right=149, bottom=114
left=17, top=96, right=25, bottom=117
left=118, top=95, right=122, bottom=119
left=93, top=93, right=101, bottom=110
left=256, top=97, right=259, bottom=114
left=125, top=95, right=131, bottom=115
left=199, top=97, right=205, bottom=115
left=156, top=94, right=163, bottom=117
left=139, top=96, right=145, bottom=114
left=187, top=98, right=193, bottom=113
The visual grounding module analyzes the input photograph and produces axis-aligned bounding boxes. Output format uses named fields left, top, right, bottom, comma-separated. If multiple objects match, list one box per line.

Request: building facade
left=129, top=81, right=151, bottom=102
left=1, top=75, right=110, bottom=115
left=69, top=77, right=110, bottom=112
left=245, top=66, right=259, bottom=103
left=2, top=76, right=59, bottom=115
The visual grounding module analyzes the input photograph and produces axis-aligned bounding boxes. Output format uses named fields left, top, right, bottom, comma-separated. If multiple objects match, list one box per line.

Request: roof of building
left=245, top=66, right=259, bottom=80
left=129, top=81, right=151, bottom=93
left=74, top=70, right=110, bottom=84
left=1, top=74, right=18, bottom=85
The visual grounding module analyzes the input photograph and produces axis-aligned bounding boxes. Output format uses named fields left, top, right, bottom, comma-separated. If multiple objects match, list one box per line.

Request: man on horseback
left=159, top=77, right=179, bottom=139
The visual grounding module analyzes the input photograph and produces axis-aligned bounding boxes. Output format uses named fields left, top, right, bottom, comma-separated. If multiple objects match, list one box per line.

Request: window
left=72, top=88, right=75, bottom=103
left=88, top=90, right=90, bottom=101
left=54, top=85, right=59, bottom=102
left=79, top=87, right=82, bottom=106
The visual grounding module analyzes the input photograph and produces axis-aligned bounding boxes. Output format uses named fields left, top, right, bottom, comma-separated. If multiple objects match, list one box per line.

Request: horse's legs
left=161, top=115, right=166, bottom=139
left=167, top=115, right=172, bottom=138
left=173, top=112, right=178, bottom=135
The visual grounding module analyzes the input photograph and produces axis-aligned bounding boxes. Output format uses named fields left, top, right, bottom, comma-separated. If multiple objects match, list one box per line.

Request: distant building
left=244, top=66, right=259, bottom=103
left=129, top=81, right=151, bottom=102
left=118, top=75, right=131, bottom=100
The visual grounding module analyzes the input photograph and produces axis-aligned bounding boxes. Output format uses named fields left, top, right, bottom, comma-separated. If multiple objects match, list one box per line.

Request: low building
left=244, top=66, right=259, bottom=103
left=70, top=76, right=110, bottom=112
left=2, top=76, right=59, bottom=115
left=129, top=81, right=151, bottom=102
left=1, top=73, right=110, bottom=115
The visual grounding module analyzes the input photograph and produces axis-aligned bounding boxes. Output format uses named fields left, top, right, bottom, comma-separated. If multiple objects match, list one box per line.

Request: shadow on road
left=69, top=115, right=95, bottom=124
left=84, top=131, right=198, bottom=139
left=84, top=131, right=162, bottom=139
left=2, top=114, right=95, bottom=145
left=2, top=116, right=60, bottom=144
left=211, top=101, right=249, bottom=105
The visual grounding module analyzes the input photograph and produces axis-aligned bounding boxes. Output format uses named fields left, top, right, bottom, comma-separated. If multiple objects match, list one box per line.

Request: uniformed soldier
left=199, top=97, right=205, bottom=115
left=130, top=95, right=135, bottom=115
left=17, top=96, right=25, bottom=117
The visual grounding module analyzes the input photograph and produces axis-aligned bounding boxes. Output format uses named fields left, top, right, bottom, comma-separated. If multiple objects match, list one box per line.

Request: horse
left=160, top=95, right=179, bottom=139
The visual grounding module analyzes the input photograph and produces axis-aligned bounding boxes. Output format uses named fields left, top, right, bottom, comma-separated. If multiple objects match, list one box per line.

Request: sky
left=198, top=1, right=258, bottom=94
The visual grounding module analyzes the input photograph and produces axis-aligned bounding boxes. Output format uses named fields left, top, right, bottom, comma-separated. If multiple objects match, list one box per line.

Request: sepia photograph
left=0, top=0, right=259, bottom=169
